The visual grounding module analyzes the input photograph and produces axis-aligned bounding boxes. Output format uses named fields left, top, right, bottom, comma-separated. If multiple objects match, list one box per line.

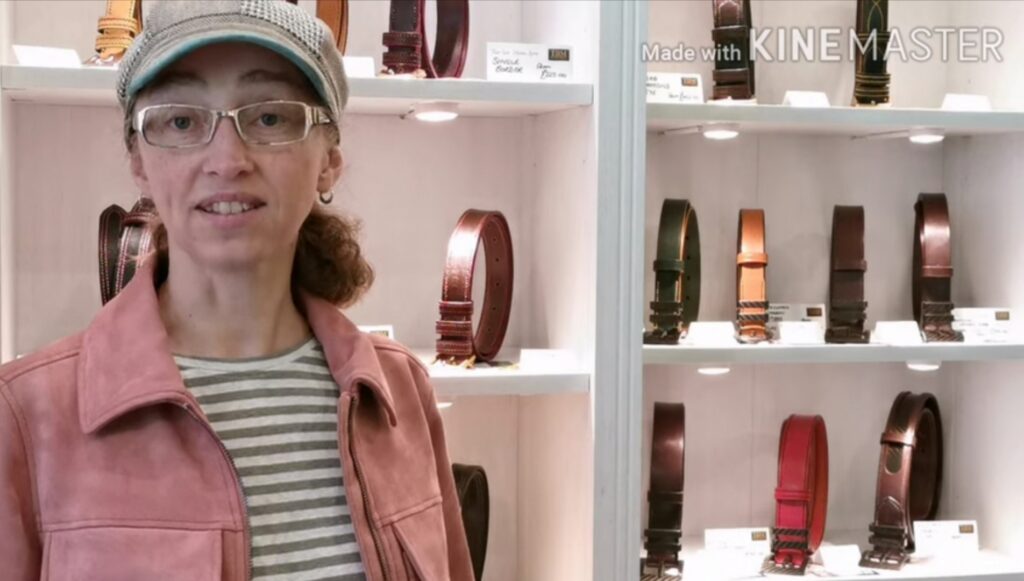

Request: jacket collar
left=78, top=260, right=396, bottom=434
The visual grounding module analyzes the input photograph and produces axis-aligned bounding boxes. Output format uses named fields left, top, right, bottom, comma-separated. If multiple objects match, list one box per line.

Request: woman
left=0, top=2, right=473, bottom=580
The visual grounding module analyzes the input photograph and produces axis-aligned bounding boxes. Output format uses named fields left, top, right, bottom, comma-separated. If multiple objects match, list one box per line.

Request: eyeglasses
left=133, top=100, right=334, bottom=149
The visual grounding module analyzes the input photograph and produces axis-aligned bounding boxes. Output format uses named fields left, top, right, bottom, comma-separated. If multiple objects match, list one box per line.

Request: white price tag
left=872, top=321, right=925, bottom=345
left=818, top=545, right=864, bottom=575
left=358, top=325, right=395, bottom=340
left=915, top=520, right=980, bottom=557
left=953, top=308, right=1023, bottom=344
left=782, top=90, right=830, bottom=108
left=647, top=72, right=704, bottom=104
left=13, top=45, right=81, bottom=68
left=342, top=56, right=375, bottom=78
left=942, top=93, right=992, bottom=112
left=683, top=322, right=739, bottom=346
left=486, top=43, right=572, bottom=82
left=704, top=527, right=771, bottom=558
left=768, top=304, right=825, bottom=344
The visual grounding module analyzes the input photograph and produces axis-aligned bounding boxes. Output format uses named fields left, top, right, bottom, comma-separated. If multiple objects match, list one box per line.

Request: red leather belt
left=436, top=209, right=513, bottom=365
left=452, top=463, right=489, bottom=581
left=711, top=0, right=755, bottom=100
left=645, top=200, right=701, bottom=345
left=85, top=0, right=143, bottom=65
left=854, top=0, right=891, bottom=105
left=98, top=198, right=157, bottom=305
left=764, top=415, right=828, bottom=575
left=382, top=0, right=469, bottom=78
left=736, top=209, right=769, bottom=343
left=826, top=205, right=869, bottom=343
left=642, top=402, right=685, bottom=579
left=860, top=392, right=943, bottom=570
left=913, top=193, right=963, bottom=342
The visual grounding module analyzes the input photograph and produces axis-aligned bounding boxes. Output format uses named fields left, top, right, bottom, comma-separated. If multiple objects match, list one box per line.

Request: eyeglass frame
left=132, top=100, right=335, bottom=149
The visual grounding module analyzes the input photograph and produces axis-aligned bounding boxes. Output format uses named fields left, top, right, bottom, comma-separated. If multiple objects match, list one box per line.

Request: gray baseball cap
left=117, top=0, right=348, bottom=121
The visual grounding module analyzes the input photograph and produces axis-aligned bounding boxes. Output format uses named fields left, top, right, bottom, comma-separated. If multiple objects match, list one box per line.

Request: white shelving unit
left=644, top=341, right=1024, bottom=365
left=417, top=349, right=590, bottom=397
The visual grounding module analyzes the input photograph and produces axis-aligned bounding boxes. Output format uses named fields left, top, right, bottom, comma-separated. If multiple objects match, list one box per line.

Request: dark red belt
left=98, top=198, right=157, bottom=305
left=913, top=193, right=962, bottom=342
left=436, top=209, right=513, bottom=365
left=642, top=402, right=685, bottom=579
left=645, top=200, right=701, bottom=345
left=826, top=205, right=869, bottom=343
left=854, top=0, right=891, bottom=105
left=764, top=415, right=828, bottom=575
left=711, top=0, right=755, bottom=100
left=452, top=463, right=489, bottom=581
left=860, top=392, right=943, bottom=570
left=382, top=0, right=469, bottom=78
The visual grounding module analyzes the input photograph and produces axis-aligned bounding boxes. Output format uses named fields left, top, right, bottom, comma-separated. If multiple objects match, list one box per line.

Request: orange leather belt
left=642, top=402, right=685, bottom=579
left=645, top=200, right=701, bottom=345
left=316, top=0, right=349, bottom=53
left=712, top=0, right=755, bottom=100
left=826, top=205, right=870, bottom=343
left=98, top=198, right=157, bottom=305
left=436, top=209, right=513, bottom=365
left=736, top=209, right=769, bottom=343
left=861, top=392, right=943, bottom=570
left=765, top=415, right=829, bottom=575
left=86, top=0, right=143, bottom=65
left=854, top=0, right=891, bottom=105
left=382, top=0, right=470, bottom=78
left=913, top=193, right=962, bottom=342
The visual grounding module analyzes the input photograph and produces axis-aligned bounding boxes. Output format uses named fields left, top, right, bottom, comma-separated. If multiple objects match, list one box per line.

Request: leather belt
left=382, top=0, right=470, bottom=78
left=85, top=0, right=143, bottom=65
left=452, top=463, right=489, bottom=581
left=711, top=0, right=755, bottom=100
left=854, top=0, right=891, bottom=105
left=316, top=0, right=349, bottom=53
left=645, top=200, right=701, bottom=345
left=98, top=198, right=157, bottom=305
left=764, top=415, right=828, bottom=576
left=642, top=402, right=685, bottom=580
left=912, top=193, right=962, bottom=342
left=826, top=205, right=869, bottom=343
left=436, top=209, right=513, bottom=365
left=736, top=209, right=769, bottom=343
left=861, top=392, right=943, bottom=570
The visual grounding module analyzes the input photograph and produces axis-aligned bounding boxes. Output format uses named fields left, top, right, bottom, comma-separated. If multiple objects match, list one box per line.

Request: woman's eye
left=259, top=113, right=280, bottom=127
left=171, top=116, right=192, bottom=130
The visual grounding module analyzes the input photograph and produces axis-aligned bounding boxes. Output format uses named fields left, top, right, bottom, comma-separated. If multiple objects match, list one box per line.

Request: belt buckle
left=431, top=354, right=477, bottom=369
left=640, top=557, right=683, bottom=580
left=761, top=554, right=808, bottom=576
left=859, top=547, right=909, bottom=570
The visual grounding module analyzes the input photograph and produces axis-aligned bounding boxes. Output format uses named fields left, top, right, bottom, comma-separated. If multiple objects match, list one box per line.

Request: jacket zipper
left=182, top=402, right=253, bottom=580
left=348, top=398, right=391, bottom=580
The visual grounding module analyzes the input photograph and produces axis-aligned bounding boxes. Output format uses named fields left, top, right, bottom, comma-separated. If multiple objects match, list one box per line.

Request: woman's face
left=129, top=42, right=342, bottom=271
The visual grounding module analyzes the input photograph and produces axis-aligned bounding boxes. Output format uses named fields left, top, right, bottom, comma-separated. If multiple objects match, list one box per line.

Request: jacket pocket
left=44, top=527, right=222, bottom=581
left=391, top=502, right=451, bottom=581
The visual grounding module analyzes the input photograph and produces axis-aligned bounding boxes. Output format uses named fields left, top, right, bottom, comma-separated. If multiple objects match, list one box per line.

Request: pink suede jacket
left=0, top=261, right=473, bottom=580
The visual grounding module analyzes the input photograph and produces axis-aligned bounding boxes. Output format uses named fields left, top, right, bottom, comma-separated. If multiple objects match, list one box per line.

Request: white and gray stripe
left=175, top=338, right=366, bottom=581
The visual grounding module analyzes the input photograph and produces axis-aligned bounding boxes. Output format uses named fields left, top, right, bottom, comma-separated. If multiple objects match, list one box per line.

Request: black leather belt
left=854, top=0, right=891, bottom=105
left=826, top=205, right=869, bottom=343
left=712, top=0, right=755, bottom=100
left=645, top=200, right=701, bottom=345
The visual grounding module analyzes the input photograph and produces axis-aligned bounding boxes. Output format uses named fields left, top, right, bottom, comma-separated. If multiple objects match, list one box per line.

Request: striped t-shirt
left=174, top=337, right=366, bottom=581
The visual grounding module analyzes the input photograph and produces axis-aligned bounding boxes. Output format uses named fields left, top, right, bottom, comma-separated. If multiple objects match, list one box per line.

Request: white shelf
left=0, top=64, right=593, bottom=116
left=662, top=531, right=1024, bottom=580
left=647, top=102, right=1024, bottom=138
left=644, top=340, right=1024, bottom=366
left=414, top=348, right=590, bottom=397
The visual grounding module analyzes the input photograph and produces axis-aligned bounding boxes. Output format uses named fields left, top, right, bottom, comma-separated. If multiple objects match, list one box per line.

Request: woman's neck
left=156, top=251, right=313, bottom=359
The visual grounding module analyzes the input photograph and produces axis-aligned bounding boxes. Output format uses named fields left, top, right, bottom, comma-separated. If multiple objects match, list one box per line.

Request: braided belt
left=711, top=0, right=755, bottom=100
left=826, top=206, right=870, bottom=343
left=452, top=463, right=489, bottom=580
left=98, top=198, right=157, bottom=305
left=860, top=392, right=943, bottom=570
left=912, top=193, right=963, bottom=342
left=764, top=415, right=829, bottom=575
left=854, top=0, right=891, bottom=105
left=436, top=209, right=513, bottom=366
left=85, top=0, right=143, bottom=66
left=645, top=200, right=701, bottom=345
left=642, top=402, right=685, bottom=580
left=736, top=209, right=769, bottom=343
left=382, top=0, right=469, bottom=78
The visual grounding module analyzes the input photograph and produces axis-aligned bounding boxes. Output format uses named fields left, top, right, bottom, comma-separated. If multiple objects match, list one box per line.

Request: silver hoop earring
left=319, top=189, right=334, bottom=204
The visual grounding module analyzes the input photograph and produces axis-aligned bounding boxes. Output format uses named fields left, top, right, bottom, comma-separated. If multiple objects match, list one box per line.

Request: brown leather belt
left=85, top=0, right=143, bottom=65
left=854, top=0, right=891, bottom=105
left=642, top=402, right=685, bottom=580
left=711, top=0, right=755, bottom=100
left=645, top=200, right=701, bottom=345
left=452, top=463, right=489, bottom=581
left=736, top=209, right=769, bottom=343
left=98, top=198, right=157, bottom=305
left=436, top=209, right=513, bottom=365
left=913, top=193, right=963, bottom=342
left=826, top=205, right=869, bottom=344
left=316, top=0, right=349, bottom=53
left=382, top=0, right=470, bottom=78
left=764, top=415, right=828, bottom=576
left=860, top=391, right=943, bottom=570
